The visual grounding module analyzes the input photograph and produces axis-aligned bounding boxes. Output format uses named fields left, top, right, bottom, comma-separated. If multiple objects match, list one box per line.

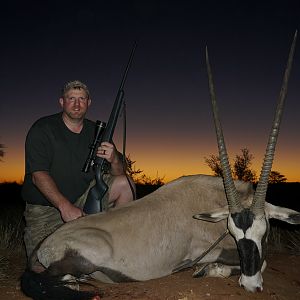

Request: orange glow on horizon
left=1, top=145, right=300, bottom=184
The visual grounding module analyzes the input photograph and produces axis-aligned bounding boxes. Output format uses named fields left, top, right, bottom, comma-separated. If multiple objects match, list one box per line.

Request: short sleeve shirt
left=22, top=113, right=95, bottom=206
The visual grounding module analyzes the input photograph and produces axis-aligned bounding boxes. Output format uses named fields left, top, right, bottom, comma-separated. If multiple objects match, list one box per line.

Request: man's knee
left=114, top=175, right=135, bottom=189
left=109, top=175, right=135, bottom=205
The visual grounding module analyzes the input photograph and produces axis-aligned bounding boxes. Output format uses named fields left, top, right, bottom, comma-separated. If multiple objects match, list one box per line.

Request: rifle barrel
left=118, top=41, right=138, bottom=91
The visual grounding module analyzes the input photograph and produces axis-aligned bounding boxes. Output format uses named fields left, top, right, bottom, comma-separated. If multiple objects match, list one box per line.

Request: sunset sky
left=1, top=0, right=300, bottom=183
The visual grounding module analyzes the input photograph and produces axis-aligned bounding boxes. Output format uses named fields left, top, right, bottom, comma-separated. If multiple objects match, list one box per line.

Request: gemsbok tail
left=21, top=268, right=100, bottom=300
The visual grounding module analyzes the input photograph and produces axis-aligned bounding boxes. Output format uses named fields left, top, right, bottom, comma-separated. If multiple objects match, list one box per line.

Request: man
left=22, top=80, right=135, bottom=259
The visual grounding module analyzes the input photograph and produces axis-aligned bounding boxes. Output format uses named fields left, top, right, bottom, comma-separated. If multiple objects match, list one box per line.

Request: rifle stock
left=83, top=42, right=137, bottom=214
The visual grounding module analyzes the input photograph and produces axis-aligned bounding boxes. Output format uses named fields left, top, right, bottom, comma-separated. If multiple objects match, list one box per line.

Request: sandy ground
left=0, top=249, right=299, bottom=300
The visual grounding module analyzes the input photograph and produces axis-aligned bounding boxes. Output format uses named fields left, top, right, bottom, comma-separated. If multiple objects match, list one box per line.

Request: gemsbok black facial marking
left=237, top=238, right=260, bottom=276
left=231, top=209, right=255, bottom=233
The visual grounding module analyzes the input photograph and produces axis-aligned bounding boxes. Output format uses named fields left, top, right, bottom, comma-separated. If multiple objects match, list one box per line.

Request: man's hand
left=97, top=141, right=119, bottom=163
left=96, top=142, right=125, bottom=176
left=58, top=201, right=85, bottom=222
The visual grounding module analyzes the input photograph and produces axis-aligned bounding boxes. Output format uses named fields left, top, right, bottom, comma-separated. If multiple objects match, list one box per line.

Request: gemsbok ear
left=193, top=206, right=229, bottom=222
left=265, top=202, right=300, bottom=224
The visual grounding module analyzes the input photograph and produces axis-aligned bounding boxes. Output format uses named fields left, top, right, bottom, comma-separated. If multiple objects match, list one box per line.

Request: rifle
left=82, top=41, right=138, bottom=214
left=82, top=120, right=107, bottom=173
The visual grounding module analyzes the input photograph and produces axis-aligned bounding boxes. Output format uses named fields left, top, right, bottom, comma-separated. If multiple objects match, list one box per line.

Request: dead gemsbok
left=21, top=32, right=300, bottom=300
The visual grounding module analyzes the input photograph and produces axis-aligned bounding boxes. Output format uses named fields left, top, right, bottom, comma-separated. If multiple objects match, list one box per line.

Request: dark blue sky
left=1, top=0, right=300, bottom=182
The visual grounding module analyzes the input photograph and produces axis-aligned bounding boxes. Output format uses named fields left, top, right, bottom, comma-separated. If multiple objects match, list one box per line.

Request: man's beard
left=66, top=110, right=85, bottom=120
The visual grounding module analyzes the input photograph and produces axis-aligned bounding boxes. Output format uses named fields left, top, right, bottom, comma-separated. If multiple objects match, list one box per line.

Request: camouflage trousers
left=23, top=176, right=113, bottom=260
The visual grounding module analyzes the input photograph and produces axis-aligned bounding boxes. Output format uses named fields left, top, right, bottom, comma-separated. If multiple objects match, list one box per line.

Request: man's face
left=59, top=88, right=91, bottom=120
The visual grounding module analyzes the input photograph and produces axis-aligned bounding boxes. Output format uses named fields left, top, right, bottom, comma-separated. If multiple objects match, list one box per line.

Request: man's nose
left=73, top=98, right=80, bottom=105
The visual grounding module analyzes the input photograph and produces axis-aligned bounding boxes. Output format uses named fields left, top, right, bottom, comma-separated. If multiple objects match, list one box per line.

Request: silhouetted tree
left=125, top=155, right=143, bottom=182
left=0, top=143, right=5, bottom=161
left=126, top=155, right=164, bottom=185
left=269, top=171, right=287, bottom=183
left=205, top=148, right=256, bottom=183
left=204, top=154, right=223, bottom=177
left=233, top=148, right=256, bottom=182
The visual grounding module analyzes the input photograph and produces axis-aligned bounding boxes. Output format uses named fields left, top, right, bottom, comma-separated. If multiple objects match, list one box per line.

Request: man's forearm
left=32, top=171, right=69, bottom=209
left=32, top=171, right=83, bottom=222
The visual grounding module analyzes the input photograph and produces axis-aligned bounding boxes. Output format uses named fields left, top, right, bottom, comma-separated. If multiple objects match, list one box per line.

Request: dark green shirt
left=22, top=113, right=95, bottom=206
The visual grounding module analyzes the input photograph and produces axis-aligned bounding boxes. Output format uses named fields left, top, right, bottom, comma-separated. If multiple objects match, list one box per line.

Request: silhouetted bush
left=136, top=183, right=162, bottom=199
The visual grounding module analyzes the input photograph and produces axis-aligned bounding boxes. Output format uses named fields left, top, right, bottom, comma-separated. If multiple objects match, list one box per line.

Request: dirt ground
left=0, top=250, right=299, bottom=300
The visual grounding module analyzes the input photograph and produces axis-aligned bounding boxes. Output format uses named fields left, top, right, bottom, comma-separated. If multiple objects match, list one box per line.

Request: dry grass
left=0, top=217, right=24, bottom=250
left=0, top=214, right=25, bottom=280
left=285, top=229, right=300, bottom=254
left=268, top=223, right=300, bottom=255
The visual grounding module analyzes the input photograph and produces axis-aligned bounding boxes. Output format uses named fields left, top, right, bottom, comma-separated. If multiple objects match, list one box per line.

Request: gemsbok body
left=21, top=32, right=300, bottom=300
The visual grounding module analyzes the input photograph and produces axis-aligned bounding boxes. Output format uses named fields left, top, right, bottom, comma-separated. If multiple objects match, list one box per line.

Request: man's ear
left=193, top=206, right=229, bottom=223
left=59, top=97, right=64, bottom=108
left=88, top=98, right=92, bottom=107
